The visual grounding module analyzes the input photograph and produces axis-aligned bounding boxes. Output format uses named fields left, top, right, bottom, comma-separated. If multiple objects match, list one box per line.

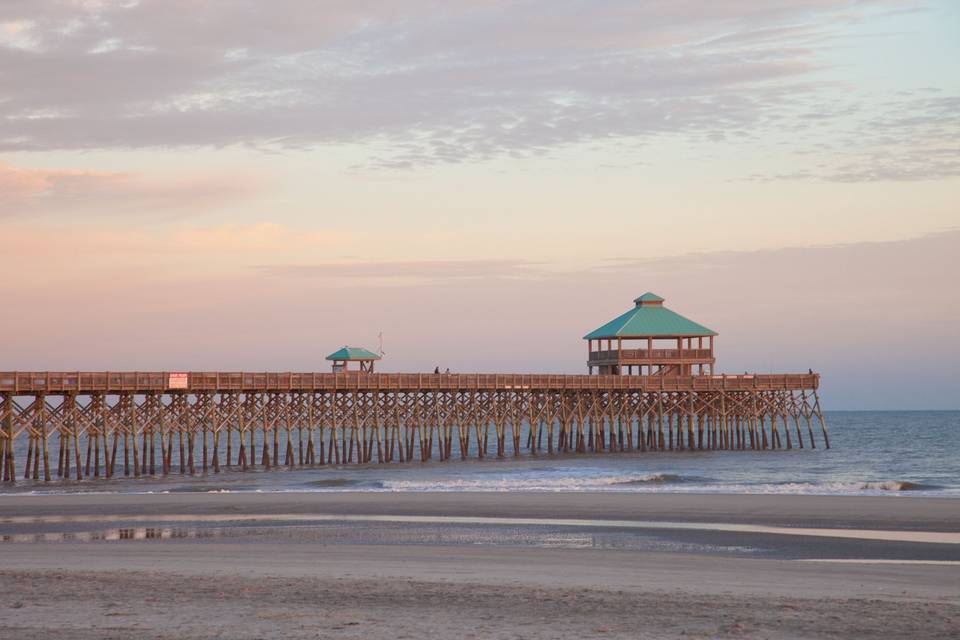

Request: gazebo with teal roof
left=326, top=346, right=381, bottom=373
left=584, top=293, right=717, bottom=376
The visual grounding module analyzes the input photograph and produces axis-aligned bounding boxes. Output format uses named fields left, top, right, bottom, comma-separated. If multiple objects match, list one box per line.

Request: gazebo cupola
left=583, top=293, right=717, bottom=376
left=326, top=346, right=381, bottom=373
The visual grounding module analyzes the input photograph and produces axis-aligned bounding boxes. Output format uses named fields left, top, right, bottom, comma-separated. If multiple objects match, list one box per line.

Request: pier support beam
left=0, top=373, right=826, bottom=479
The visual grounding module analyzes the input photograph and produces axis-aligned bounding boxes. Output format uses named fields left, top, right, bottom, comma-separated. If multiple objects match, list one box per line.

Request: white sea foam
left=687, top=480, right=939, bottom=495
left=365, top=476, right=941, bottom=495
left=0, top=475, right=944, bottom=497
left=378, top=472, right=687, bottom=493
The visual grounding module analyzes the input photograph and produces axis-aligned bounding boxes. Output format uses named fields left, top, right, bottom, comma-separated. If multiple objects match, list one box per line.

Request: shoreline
left=3, top=491, right=959, bottom=530
left=2, top=480, right=957, bottom=499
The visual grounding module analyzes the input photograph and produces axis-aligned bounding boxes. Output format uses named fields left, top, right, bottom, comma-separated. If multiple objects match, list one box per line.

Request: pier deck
left=1, top=371, right=826, bottom=484
left=1, top=371, right=817, bottom=394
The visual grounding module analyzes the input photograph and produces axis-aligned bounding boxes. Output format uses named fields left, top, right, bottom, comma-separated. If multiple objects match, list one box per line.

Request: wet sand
left=1, top=492, right=958, bottom=639
left=4, top=491, right=960, bottom=528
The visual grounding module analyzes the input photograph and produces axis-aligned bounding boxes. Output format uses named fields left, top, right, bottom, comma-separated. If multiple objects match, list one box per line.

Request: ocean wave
left=612, top=473, right=687, bottom=486
left=303, top=478, right=362, bottom=488
left=0, top=472, right=946, bottom=498
left=301, top=478, right=386, bottom=489
left=639, top=479, right=944, bottom=495
left=351, top=476, right=944, bottom=495
left=379, top=472, right=690, bottom=492
left=767, top=480, right=939, bottom=493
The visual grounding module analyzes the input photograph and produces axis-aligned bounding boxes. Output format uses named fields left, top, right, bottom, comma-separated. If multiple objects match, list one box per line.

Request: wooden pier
left=0, top=371, right=827, bottom=483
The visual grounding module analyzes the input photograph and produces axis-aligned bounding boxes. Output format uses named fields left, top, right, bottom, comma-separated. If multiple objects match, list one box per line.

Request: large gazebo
left=326, top=346, right=381, bottom=373
left=583, top=293, right=717, bottom=376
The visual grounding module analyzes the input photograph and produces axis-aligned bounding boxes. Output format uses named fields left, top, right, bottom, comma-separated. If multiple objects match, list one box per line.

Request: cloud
left=0, top=220, right=349, bottom=260
left=3, top=0, right=946, bottom=178
left=1, top=229, right=956, bottom=407
left=590, top=229, right=959, bottom=295
left=173, top=223, right=355, bottom=252
left=259, top=259, right=543, bottom=282
left=0, top=160, right=260, bottom=217
left=747, top=93, right=960, bottom=182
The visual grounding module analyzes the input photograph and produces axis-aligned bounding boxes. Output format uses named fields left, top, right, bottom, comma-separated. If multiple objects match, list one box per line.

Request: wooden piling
left=0, top=372, right=826, bottom=480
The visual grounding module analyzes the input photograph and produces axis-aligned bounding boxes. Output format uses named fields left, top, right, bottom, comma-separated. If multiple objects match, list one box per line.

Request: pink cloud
left=0, top=160, right=261, bottom=217
left=174, top=223, right=355, bottom=253
left=0, top=221, right=357, bottom=286
left=258, top=259, right=541, bottom=281
left=0, top=230, right=955, bottom=408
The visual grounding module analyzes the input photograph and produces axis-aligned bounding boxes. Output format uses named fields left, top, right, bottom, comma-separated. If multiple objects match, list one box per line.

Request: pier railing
left=588, top=348, right=714, bottom=362
left=0, top=370, right=828, bottom=484
left=0, top=371, right=817, bottom=394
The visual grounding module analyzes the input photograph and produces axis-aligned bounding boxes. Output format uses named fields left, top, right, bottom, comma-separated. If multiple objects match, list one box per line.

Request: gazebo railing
left=588, top=348, right=713, bottom=362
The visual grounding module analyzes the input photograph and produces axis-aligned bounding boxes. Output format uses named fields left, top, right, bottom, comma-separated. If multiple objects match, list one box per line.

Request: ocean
left=1, top=411, right=957, bottom=497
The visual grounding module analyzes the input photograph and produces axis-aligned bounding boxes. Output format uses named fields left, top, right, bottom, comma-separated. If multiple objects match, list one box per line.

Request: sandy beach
left=1, top=492, right=958, bottom=639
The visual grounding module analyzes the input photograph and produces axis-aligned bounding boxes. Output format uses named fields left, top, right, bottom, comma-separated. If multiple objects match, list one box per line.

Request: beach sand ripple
left=2, top=569, right=958, bottom=640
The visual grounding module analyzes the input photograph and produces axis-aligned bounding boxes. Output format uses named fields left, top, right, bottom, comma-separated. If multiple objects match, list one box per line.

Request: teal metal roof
left=325, top=346, right=381, bottom=361
left=583, top=294, right=716, bottom=339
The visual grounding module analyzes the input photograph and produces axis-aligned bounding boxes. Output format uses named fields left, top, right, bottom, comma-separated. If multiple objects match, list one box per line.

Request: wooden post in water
left=813, top=391, right=829, bottom=449
left=3, top=392, right=15, bottom=483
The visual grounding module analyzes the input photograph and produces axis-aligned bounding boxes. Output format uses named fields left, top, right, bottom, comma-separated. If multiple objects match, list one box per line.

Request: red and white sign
left=168, top=372, right=189, bottom=389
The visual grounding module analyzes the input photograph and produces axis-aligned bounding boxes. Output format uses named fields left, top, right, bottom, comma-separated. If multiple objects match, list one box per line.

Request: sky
left=1, top=0, right=958, bottom=409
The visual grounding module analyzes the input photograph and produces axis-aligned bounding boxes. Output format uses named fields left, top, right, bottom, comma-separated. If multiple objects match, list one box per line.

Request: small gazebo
left=583, top=293, right=717, bottom=376
left=326, top=346, right=381, bottom=373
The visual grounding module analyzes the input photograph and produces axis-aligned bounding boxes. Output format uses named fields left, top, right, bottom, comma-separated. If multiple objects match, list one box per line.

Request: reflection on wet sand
left=0, top=522, right=758, bottom=555
left=2, top=526, right=220, bottom=544
left=4, top=513, right=959, bottom=544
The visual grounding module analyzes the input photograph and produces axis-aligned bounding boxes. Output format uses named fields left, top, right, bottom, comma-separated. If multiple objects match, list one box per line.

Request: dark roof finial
left=634, top=292, right=664, bottom=306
